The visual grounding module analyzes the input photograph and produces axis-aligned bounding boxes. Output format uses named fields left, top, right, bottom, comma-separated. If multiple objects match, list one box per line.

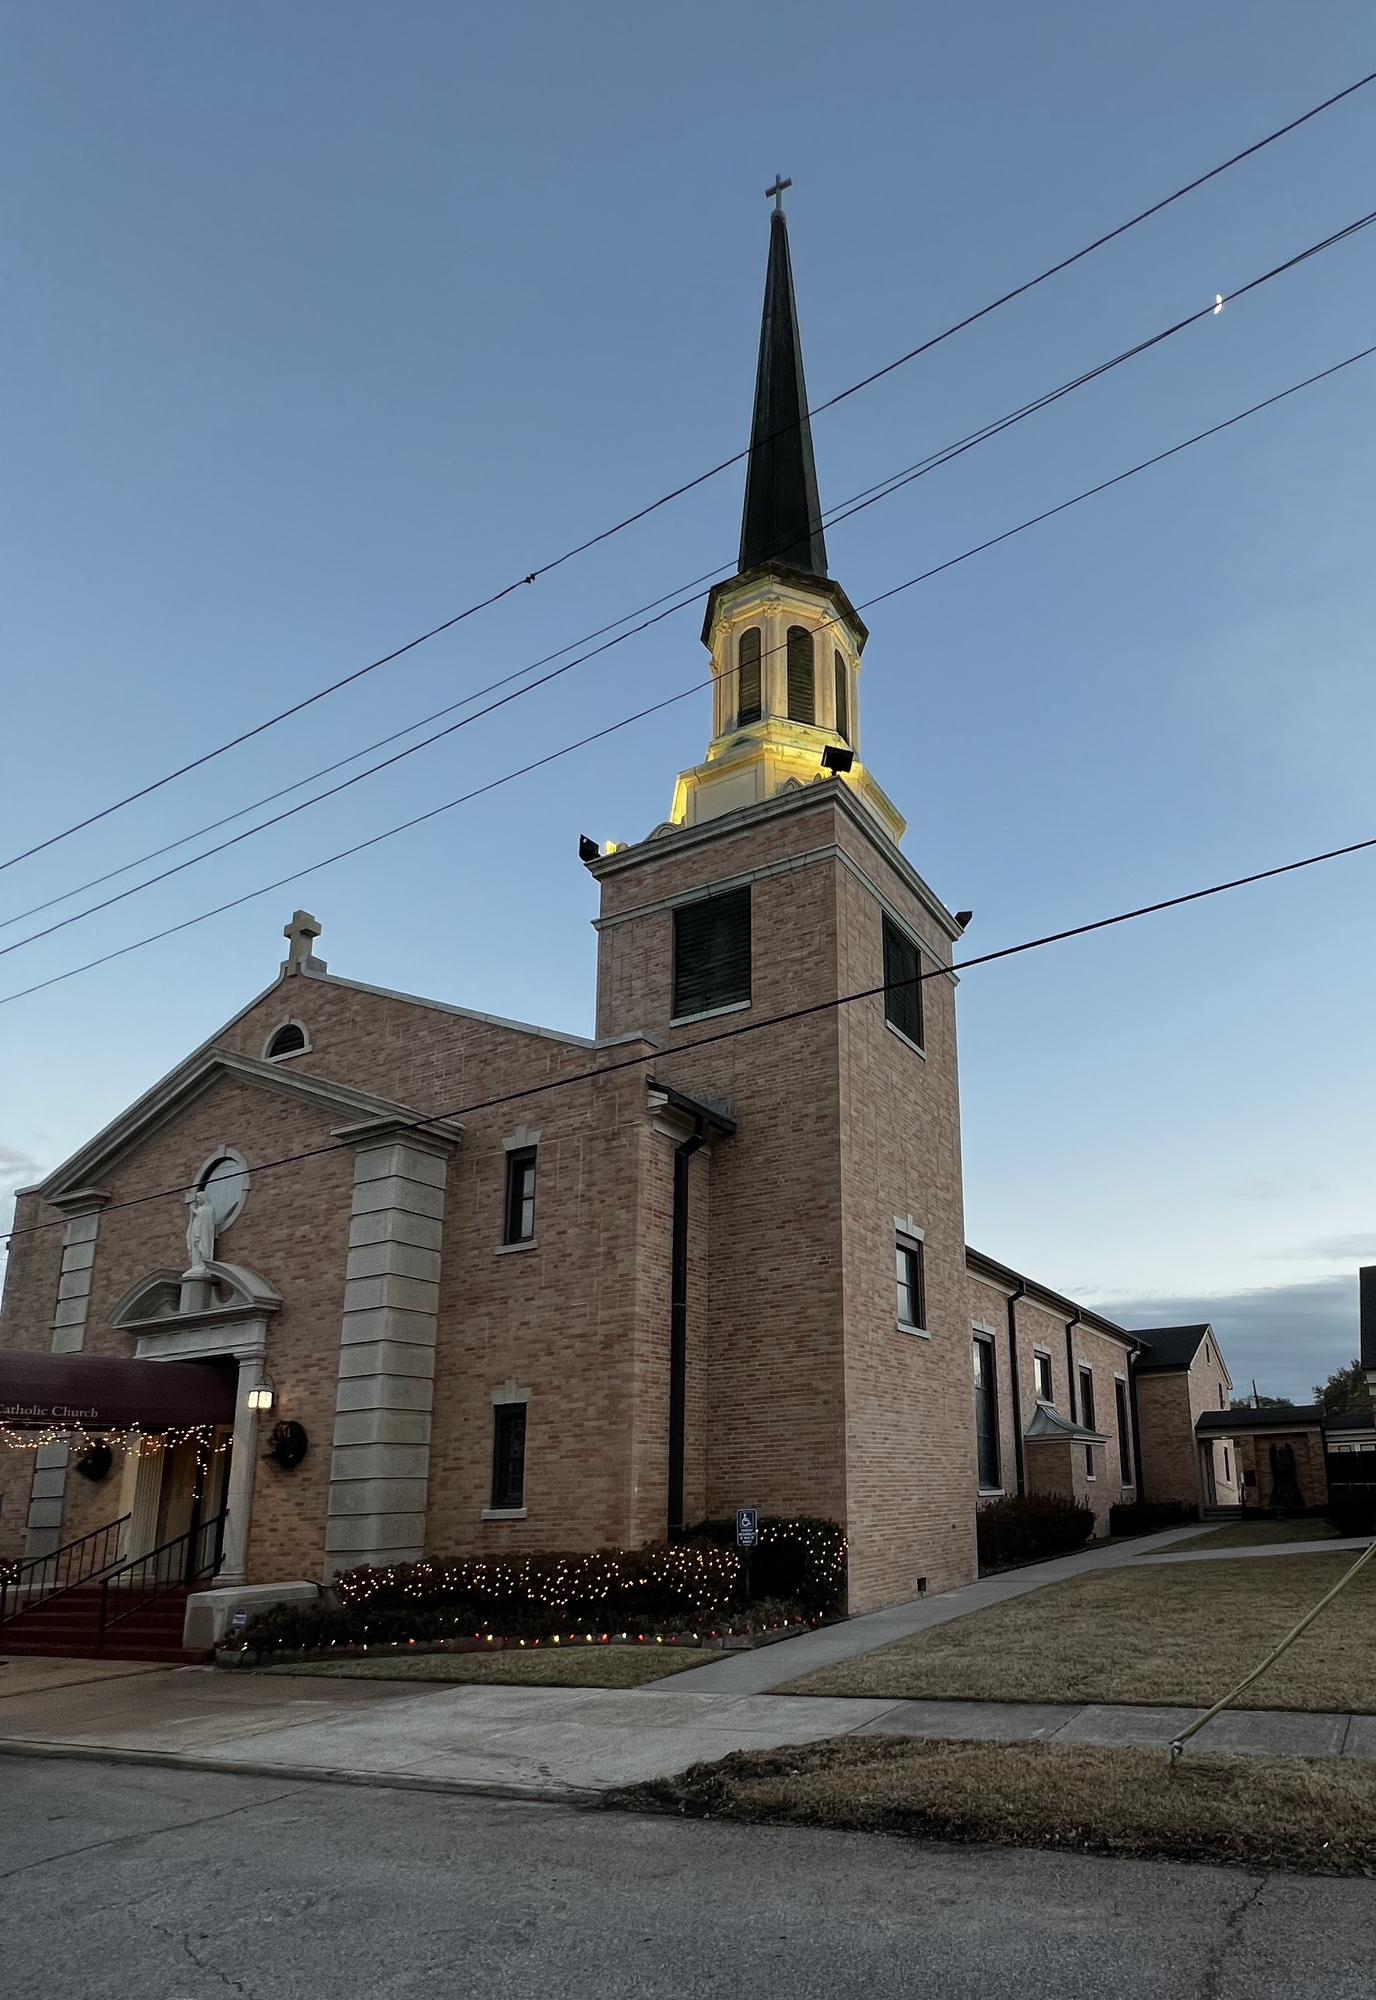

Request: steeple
left=660, top=189, right=905, bottom=848
left=738, top=185, right=828, bottom=580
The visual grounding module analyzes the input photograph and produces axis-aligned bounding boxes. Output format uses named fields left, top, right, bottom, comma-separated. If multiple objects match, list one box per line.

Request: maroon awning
left=0, top=1351, right=236, bottom=1431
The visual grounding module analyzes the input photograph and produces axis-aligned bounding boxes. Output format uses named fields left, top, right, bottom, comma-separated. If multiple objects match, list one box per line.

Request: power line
left=2, top=336, right=1371, bottom=1014
left=2, top=68, right=1371, bottom=881
left=8, top=810, right=1376, bottom=1247
left=7, top=206, right=1373, bottom=963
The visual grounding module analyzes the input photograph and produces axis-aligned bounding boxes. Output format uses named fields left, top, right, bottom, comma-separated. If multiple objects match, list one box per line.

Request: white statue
left=184, top=1187, right=217, bottom=1276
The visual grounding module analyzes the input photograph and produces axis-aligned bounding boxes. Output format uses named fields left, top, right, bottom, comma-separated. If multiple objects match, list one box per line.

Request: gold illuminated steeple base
left=669, top=718, right=906, bottom=845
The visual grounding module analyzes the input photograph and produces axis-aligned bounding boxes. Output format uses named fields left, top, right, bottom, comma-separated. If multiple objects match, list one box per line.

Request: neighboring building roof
left=1131, top=1324, right=1214, bottom=1373
left=964, top=1247, right=1139, bottom=1351
left=1361, top=1265, right=1376, bottom=1373
left=1023, top=1401, right=1106, bottom=1445
left=1325, top=1408, right=1376, bottom=1435
left=1197, top=1405, right=1323, bottom=1436
left=738, top=203, right=827, bottom=581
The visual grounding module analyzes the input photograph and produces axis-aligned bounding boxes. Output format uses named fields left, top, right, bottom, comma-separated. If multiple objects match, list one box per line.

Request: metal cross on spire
left=765, top=174, right=792, bottom=213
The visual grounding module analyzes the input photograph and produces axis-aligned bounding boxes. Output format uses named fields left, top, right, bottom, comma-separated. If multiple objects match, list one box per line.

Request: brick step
left=1, top=1588, right=194, bottom=1661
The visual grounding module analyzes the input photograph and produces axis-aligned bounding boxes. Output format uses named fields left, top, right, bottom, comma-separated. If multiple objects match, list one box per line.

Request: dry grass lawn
left=611, top=1736, right=1376, bottom=1876
left=1173, top=1518, right=1339, bottom=1550
left=783, top=1553, right=1376, bottom=1711
left=259, top=1645, right=707, bottom=1689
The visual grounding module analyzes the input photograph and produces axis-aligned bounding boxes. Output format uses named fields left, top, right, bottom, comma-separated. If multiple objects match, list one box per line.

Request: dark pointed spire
left=738, top=189, right=828, bottom=580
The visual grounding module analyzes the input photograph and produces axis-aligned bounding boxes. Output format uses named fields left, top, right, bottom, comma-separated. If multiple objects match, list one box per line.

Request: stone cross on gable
left=282, top=909, right=326, bottom=975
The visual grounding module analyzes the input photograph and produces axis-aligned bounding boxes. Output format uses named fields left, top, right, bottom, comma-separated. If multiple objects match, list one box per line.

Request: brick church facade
left=1, top=203, right=1233, bottom=1623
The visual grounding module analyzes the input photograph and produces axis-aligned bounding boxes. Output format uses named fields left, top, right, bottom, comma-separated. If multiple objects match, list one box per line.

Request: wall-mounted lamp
left=577, top=834, right=600, bottom=863
left=820, top=746, right=854, bottom=775
left=247, top=1384, right=275, bottom=1413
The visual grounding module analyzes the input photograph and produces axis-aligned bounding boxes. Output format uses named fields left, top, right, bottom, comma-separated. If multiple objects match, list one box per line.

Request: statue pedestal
left=178, top=1273, right=213, bottom=1314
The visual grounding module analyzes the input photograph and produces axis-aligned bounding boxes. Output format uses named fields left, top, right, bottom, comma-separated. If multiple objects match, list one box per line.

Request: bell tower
left=669, top=187, right=904, bottom=844
left=589, top=188, right=974, bottom=1614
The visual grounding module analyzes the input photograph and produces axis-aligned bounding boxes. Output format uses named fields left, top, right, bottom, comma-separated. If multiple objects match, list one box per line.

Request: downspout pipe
left=668, top=1116, right=707, bottom=1539
left=1006, top=1282, right=1026, bottom=1496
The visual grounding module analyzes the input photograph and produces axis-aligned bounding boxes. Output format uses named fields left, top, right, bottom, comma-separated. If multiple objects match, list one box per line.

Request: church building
left=0, top=198, right=1232, bottom=1647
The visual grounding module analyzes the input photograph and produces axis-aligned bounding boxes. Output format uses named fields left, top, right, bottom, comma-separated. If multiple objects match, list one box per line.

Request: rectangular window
left=1218, top=1384, right=1225, bottom=1409
left=1115, top=1377, right=1132, bottom=1484
left=490, top=1403, right=527, bottom=1511
left=1034, top=1350, right=1053, bottom=1402
left=1079, top=1365, right=1096, bottom=1477
left=672, top=887, right=751, bottom=1020
left=882, top=916, right=923, bottom=1048
left=974, top=1337, right=1000, bottom=1491
left=1223, top=1445, right=1231, bottom=1484
left=504, top=1148, right=537, bottom=1244
left=833, top=650, right=850, bottom=744
left=896, top=1236, right=925, bottom=1330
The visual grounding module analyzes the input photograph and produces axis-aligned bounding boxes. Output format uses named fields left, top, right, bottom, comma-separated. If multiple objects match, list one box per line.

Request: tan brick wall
left=1235, top=1429, right=1327, bottom=1511
left=595, top=787, right=977, bottom=1613
left=966, top=1276, right=1137, bottom=1537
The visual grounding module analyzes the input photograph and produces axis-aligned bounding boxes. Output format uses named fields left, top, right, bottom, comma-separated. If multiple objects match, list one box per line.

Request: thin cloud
left=1263, top=1233, right=1376, bottom=1263
left=1106, top=1274, right=1359, bottom=1404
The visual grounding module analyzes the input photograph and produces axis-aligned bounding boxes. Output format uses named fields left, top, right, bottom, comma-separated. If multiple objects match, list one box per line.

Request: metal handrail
left=97, top=1508, right=228, bottom=1646
left=0, top=1513, right=131, bottom=1631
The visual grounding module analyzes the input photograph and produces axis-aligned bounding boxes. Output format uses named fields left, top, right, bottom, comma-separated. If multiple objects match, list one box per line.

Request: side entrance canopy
left=0, top=1351, right=237, bottom=1431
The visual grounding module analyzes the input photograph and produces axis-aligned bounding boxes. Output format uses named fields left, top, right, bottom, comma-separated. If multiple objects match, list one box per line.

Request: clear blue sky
left=2, top=2, right=1374, bottom=1400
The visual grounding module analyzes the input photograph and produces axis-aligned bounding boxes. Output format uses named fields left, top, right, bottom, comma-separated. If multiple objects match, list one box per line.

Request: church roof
left=1133, top=1324, right=1214, bottom=1372
left=738, top=203, right=828, bottom=580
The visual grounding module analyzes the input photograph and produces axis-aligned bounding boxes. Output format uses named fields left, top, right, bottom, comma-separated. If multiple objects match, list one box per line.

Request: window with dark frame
left=1034, top=1350, right=1053, bottom=1402
left=737, top=626, right=762, bottom=726
left=490, top=1403, right=527, bottom=1510
left=882, top=916, right=923, bottom=1048
left=672, top=887, right=751, bottom=1020
left=896, top=1236, right=925, bottom=1330
left=266, top=1022, right=306, bottom=1059
left=973, top=1337, right=1000, bottom=1491
left=786, top=625, right=815, bottom=722
left=1114, top=1376, right=1132, bottom=1483
left=503, top=1148, right=537, bottom=1245
left=833, top=649, right=849, bottom=744
left=1223, top=1446, right=1231, bottom=1484
left=1079, top=1365, right=1096, bottom=1476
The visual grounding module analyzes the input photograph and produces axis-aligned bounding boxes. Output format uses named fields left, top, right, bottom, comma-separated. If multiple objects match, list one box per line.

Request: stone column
left=25, top=1193, right=106, bottom=1558
left=323, top=1128, right=455, bottom=1579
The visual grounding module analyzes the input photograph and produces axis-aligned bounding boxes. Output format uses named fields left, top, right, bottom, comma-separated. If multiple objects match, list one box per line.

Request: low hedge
left=1108, top=1499, right=1199, bottom=1537
left=685, top=1516, right=847, bottom=1614
left=976, top=1492, right=1095, bottom=1571
left=237, top=1523, right=846, bottom=1655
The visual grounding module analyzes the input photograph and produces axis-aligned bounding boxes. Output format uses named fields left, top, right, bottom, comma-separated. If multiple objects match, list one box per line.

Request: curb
left=0, top=1735, right=599, bottom=1806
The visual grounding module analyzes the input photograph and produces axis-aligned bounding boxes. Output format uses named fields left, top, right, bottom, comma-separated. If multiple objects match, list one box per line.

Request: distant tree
left=1312, top=1360, right=1374, bottom=1417
left=1230, top=1393, right=1294, bottom=1411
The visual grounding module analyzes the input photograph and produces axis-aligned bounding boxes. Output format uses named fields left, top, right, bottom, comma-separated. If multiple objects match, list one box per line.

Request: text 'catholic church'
left=0, top=201, right=1237, bottom=1644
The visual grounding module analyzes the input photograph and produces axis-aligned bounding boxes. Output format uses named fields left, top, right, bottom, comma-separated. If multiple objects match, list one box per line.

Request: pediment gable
left=39, top=1048, right=462, bottom=1202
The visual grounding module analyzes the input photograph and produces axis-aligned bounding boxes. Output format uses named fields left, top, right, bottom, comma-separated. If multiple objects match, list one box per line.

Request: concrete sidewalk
left=1, top=1655, right=1371, bottom=1800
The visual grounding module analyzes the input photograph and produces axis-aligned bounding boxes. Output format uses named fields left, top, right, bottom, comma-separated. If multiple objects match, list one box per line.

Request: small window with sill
left=490, top=1403, right=527, bottom=1511
left=1034, top=1350, right=1053, bottom=1402
left=504, top=1148, right=537, bottom=1245
left=882, top=916, right=923, bottom=1048
left=672, top=887, right=751, bottom=1020
left=896, top=1235, right=926, bottom=1331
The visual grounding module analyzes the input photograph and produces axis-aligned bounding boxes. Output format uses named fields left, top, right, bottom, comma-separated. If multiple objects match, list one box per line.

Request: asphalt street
left=1, top=1758, right=1372, bottom=1998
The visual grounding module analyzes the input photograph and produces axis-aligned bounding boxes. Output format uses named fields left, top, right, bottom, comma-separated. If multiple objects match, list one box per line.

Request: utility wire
left=1, top=66, right=1371, bottom=881
left=1, top=336, right=1372, bottom=1015
left=7, top=207, right=1373, bottom=962
left=8, top=807, right=1376, bottom=1246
